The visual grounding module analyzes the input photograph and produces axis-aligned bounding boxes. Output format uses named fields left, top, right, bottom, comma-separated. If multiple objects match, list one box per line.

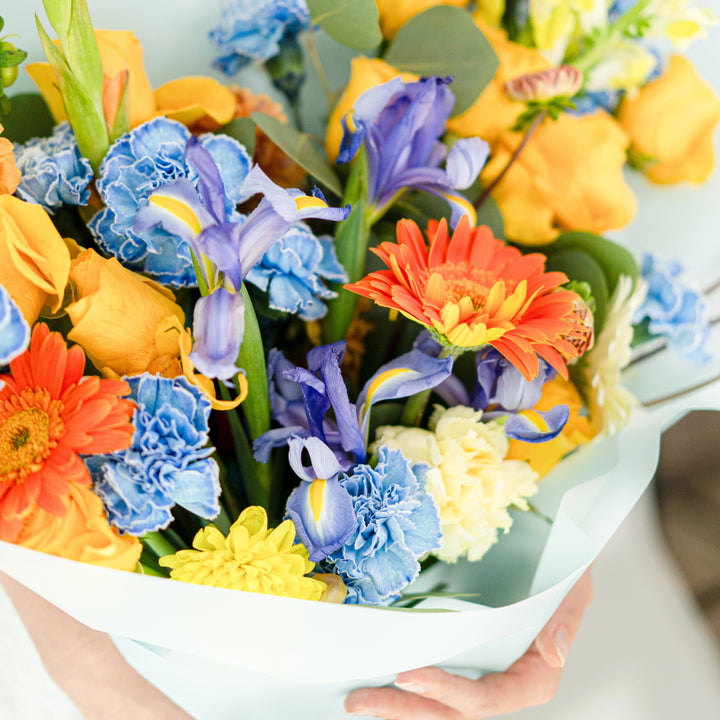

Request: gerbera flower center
left=0, top=389, right=64, bottom=481
left=434, top=264, right=512, bottom=310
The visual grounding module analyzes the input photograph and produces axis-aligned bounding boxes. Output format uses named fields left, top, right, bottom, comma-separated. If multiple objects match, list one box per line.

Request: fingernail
left=395, top=681, right=427, bottom=694
left=553, top=628, right=569, bottom=667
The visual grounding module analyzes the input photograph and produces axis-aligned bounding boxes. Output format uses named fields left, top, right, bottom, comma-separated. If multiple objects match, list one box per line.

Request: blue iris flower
left=253, top=342, right=454, bottom=465
left=85, top=374, right=221, bottom=536
left=318, top=446, right=442, bottom=606
left=209, top=0, right=310, bottom=75
left=88, top=117, right=251, bottom=287
left=0, top=284, right=30, bottom=365
left=246, top=225, right=347, bottom=320
left=633, top=252, right=711, bottom=364
left=134, top=137, right=349, bottom=380
left=285, top=436, right=358, bottom=561
left=13, top=122, right=93, bottom=213
left=337, top=76, right=490, bottom=226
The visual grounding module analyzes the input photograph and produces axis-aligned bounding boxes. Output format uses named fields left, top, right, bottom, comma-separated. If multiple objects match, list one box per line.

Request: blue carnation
left=319, top=446, right=442, bottom=606
left=633, top=252, right=711, bottom=364
left=0, top=284, right=30, bottom=365
left=86, top=374, right=221, bottom=536
left=209, top=0, right=310, bottom=75
left=88, top=117, right=251, bottom=287
left=245, top=224, right=347, bottom=320
left=13, top=122, right=93, bottom=213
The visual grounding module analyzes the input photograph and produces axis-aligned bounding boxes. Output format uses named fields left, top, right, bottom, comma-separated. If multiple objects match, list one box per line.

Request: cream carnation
left=374, top=406, right=539, bottom=563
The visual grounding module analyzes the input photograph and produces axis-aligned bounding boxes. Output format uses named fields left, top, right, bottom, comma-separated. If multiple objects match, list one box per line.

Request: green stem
left=138, top=563, right=165, bottom=577
left=142, top=532, right=181, bottom=559
left=400, top=346, right=455, bottom=427
left=475, top=110, right=546, bottom=211
left=305, top=30, right=333, bottom=106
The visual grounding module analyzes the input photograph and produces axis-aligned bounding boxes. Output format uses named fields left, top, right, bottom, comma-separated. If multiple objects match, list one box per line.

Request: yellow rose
left=66, top=249, right=185, bottom=377
left=0, top=124, right=21, bottom=196
left=325, top=57, right=418, bottom=162
left=375, top=0, right=471, bottom=39
left=0, top=195, right=71, bottom=323
left=447, top=20, right=551, bottom=143
left=482, top=112, right=636, bottom=244
left=26, top=30, right=235, bottom=130
left=507, top=376, right=595, bottom=476
left=16, top=484, right=141, bottom=572
left=618, top=55, right=720, bottom=184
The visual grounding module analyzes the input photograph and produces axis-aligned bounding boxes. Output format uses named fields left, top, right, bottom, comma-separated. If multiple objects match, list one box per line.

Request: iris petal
left=503, top=405, right=570, bottom=443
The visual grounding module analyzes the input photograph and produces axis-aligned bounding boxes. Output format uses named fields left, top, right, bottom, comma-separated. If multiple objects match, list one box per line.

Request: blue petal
left=287, top=436, right=344, bottom=482
left=504, top=405, right=570, bottom=443
left=445, top=137, right=490, bottom=190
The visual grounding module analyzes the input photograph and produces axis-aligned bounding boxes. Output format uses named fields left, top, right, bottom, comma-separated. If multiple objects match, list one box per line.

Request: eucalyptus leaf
left=552, top=231, right=639, bottom=295
left=1, top=93, right=54, bottom=143
left=545, top=249, right=609, bottom=334
left=307, top=0, right=382, bottom=52
left=218, top=117, right=256, bottom=157
left=251, top=111, right=341, bottom=196
left=384, top=6, right=499, bottom=116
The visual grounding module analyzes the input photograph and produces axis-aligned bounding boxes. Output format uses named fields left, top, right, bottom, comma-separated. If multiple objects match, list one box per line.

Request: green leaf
left=323, top=144, right=370, bottom=344
left=251, top=111, right=342, bottom=196
left=475, top=195, right=504, bottom=238
left=109, top=70, right=130, bottom=143
left=384, top=6, right=499, bottom=116
left=551, top=231, right=639, bottom=295
left=544, top=249, right=609, bottom=334
left=217, top=117, right=256, bottom=157
left=42, top=0, right=72, bottom=46
left=307, top=0, right=382, bottom=52
left=1, top=93, right=54, bottom=143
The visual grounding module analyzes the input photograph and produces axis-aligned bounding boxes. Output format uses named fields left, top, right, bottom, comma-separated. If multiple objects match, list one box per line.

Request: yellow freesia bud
left=325, top=57, right=418, bottom=162
left=374, top=0, right=471, bottom=38
left=0, top=195, right=71, bottom=323
left=27, top=30, right=235, bottom=131
left=16, top=484, right=142, bottom=572
left=65, top=248, right=185, bottom=377
left=618, top=55, right=720, bottom=184
left=481, top=112, right=636, bottom=244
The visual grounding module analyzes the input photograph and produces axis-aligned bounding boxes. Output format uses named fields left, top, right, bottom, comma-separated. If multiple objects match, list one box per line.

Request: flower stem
left=305, top=30, right=333, bottom=107
left=644, top=372, right=720, bottom=408
left=400, top=346, right=455, bottom=427
left=475, top=109, right=546, bottom=211
left=142, top=532, right=181, bottom=559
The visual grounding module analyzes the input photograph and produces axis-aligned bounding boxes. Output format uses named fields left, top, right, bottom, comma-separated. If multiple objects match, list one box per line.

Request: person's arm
left=345, top=569, right=593, bottom=719
left=0, top=572, right=192, bottom=720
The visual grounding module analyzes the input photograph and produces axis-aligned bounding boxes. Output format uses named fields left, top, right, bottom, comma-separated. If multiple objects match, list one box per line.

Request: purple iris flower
left=285, top=436, right=358, bottom=561
left=337, top=75, right=490, bottom=226
left=253, top=342, right=454, bottom=464
left=133, top=138, right=349, bottom=380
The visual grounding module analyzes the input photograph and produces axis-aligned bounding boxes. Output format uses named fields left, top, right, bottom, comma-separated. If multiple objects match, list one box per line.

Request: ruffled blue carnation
left=209, top=0, right=310, bottom=75
left=88, top=117, right=251, bottom=287
left=633, top=252, right=711, bottom=364
left=86, top=374, right=221, bottom=536
left=13, top=122, right=93, bottom=213
left=245, top=224, right=347, bottom=320
left=0, top=284, right=30, bottom=365
left=319, top=446, right=442, bottom=606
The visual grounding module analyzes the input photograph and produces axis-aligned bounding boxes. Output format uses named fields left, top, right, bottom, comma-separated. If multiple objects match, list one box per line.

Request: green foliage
left=384, top=6, right=499, bottom=117
left=217, top=117, right=256, bottom=157
left=0, top=93, right=53, bottom=142
left=0, top=22, right=28, bottom=118
left=307, top=0, right=382, bottom=52
left=251, top=111, right=342, bottom=196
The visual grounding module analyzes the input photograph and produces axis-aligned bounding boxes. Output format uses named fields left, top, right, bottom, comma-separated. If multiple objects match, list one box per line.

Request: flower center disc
left=0, top=407, right=52, bottom=478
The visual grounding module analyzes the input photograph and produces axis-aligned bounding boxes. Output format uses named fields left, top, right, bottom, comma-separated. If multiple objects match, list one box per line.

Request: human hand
left=345, top=569, right=593, bottom=719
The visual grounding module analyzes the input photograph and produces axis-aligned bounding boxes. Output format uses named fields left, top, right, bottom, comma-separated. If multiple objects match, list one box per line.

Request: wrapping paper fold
left=2, top=382, right=719, bottom=719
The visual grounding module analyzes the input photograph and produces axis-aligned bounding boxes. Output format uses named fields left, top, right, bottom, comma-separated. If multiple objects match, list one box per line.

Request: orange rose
left=66, top=249, right=185, bottom=377
left=507, top=376, right=595, bottom=476
left=16, top=484, right=141, bottom=572
left=0, top=124, right=20, bottom=195
left=325, top=57, right=418, bottom=162
left=26, top=30, right=235, bottom=130
left=619, top=55, right=720, bottom=184
left=0, top=195, right=70, bottom=323
left=447, top=20, right=551, bottom=143
left=481, top=112, right=636, bottom=244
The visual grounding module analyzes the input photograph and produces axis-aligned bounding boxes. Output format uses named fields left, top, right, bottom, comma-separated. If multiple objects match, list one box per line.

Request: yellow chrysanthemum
left=159, top=507, right=327, bottom=600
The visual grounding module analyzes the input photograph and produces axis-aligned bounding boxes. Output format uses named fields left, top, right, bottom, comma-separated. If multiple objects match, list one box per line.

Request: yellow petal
left=155, top=77, right=236, bottom=128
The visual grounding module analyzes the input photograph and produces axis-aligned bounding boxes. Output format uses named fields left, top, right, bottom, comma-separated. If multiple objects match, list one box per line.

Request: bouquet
left=0, top=0, right=719, bottom=717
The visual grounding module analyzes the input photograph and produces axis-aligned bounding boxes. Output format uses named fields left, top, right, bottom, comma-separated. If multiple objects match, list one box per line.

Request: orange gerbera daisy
left=0, top=324, right=135, bottom=541
left=346, top=217, right=583, bottom=381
